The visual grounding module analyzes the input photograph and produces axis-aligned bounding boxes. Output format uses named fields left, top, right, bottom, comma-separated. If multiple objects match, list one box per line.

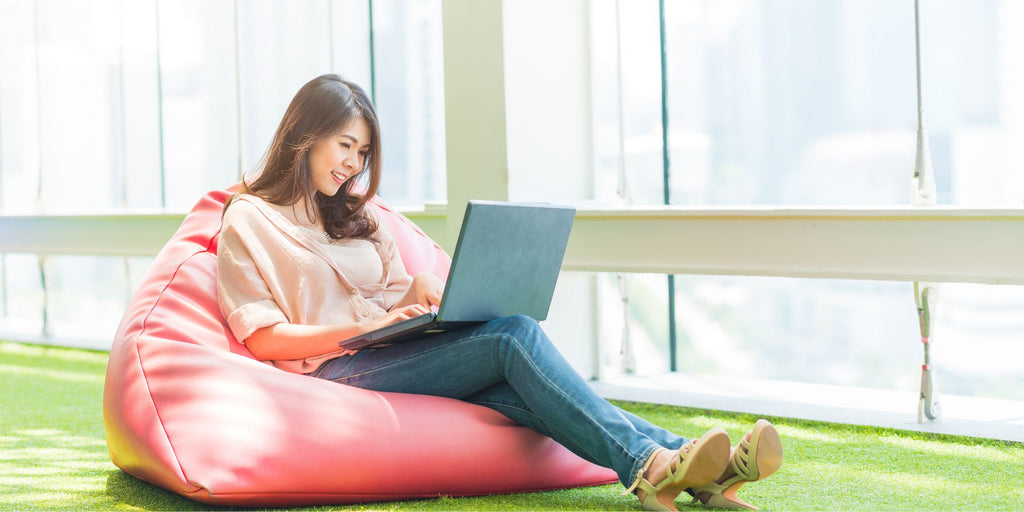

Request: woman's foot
left=625, top=428, right=731, bottom=511
left=690, top=419, right=783, bottom=510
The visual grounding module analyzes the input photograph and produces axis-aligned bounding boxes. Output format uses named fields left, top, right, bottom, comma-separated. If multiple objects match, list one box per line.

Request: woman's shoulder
left=225, top=192, right=266, bottom=209
left=222, top=194, right=274, bottom=227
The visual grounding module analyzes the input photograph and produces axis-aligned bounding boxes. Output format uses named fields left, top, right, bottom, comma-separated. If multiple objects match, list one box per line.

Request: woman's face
left=308, top=117, right=372, bottom=197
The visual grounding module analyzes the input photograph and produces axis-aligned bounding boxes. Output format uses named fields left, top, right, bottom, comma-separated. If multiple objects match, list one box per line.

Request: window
left=509, top=0, right=1024, bottom=402
left=0, top=0, right=446, bottom=346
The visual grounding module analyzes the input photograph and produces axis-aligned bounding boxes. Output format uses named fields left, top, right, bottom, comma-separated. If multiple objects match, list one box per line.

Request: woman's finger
left=402, top=304, right=428, bottom=316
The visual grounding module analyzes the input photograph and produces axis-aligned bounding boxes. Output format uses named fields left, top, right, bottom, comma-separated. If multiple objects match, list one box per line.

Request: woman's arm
left=392, top=272, right=445, bottom=311
left=245, top=303, right=431, bottom=361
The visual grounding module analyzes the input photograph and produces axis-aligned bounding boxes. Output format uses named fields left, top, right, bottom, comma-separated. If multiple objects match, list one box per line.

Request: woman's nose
left=343, top=153, right=358, bottom=169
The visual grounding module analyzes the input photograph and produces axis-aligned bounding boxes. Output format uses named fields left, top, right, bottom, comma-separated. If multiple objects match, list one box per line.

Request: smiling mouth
left=331, top=171, right=348, bottom=183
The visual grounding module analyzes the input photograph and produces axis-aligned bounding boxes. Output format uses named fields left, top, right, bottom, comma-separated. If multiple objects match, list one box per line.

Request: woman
left=217, top=74, right=782, bottom=511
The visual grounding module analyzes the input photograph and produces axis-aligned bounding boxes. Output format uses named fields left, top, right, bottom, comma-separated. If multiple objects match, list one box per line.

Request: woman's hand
left=375, top=303, right=431, bottom=328
left=398, top=272, right=445, bottom=310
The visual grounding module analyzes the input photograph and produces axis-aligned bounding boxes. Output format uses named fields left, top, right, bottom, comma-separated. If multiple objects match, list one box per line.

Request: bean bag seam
left=137, top=223, right=222, bottom=338
left=138, top=247, right=210, bottom=342
left=135, top=246, right=215, bottom=494
left=122, top=334, right=193, bottom=490
left=183, top=480, right=618, bottom=500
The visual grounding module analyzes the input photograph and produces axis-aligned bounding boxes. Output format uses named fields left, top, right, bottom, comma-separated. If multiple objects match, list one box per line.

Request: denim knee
left=489, top=314, right=544, bottom=340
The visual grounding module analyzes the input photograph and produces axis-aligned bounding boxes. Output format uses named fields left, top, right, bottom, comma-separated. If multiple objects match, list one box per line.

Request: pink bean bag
left=102, top=186, right=616, bottom=507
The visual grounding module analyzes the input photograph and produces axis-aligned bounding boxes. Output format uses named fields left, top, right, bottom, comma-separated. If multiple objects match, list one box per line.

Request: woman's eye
left=339, top=142, right=350, bottom=149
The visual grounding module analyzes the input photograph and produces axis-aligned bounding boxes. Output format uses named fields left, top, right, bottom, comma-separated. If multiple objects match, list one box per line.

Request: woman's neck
left=270, top=199, right=321, bottom=230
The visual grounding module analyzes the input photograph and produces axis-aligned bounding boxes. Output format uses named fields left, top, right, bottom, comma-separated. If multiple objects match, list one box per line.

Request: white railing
left=4, top=207, right=1024, bottom=286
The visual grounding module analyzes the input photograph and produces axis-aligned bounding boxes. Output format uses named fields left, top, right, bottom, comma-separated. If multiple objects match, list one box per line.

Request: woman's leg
left=464, top=382, right=688, bottom=460
left=311, top=315, right=675, bottom=486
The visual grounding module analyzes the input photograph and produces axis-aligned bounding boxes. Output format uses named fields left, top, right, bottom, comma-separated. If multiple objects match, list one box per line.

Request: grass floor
left=1, top=340, right=1023, bottom=511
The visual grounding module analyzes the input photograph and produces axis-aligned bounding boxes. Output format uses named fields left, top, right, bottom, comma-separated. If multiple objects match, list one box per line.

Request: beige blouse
left=216, top=194, right=413, bottom=374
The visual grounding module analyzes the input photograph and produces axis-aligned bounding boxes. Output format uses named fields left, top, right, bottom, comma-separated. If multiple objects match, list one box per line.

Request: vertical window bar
left=118, top=0, right=131, bottom=328
left=117, top=0, right=128, bottom=207
left=657, top=0, right=678, bottom=371
left=0, top=4, right=4, bottom=224
left=613, top=0, right=635, bottom=374
left=1, top=256, right=6, bottom=318
left=34, top=0, right=50, bottom=339
left=328, top=0, right=336, bottom=72
left=123, top=256, right=134, bottom=321
left=38, top=257, right=50, bottom=338
left=614, top=0, right=627, bottom=200
left=0, top=36, right=5, bottom=318
left=234, top=0, right=245, bottom=179
left=0, top=46, right=4, bottom=213
left=33, top=0, right=43, bottom=206
left=0, top=56, right=4, bottom=318
left=368, top=0, right=377, bottom=103
left=155, top=0, right=167, bottom=208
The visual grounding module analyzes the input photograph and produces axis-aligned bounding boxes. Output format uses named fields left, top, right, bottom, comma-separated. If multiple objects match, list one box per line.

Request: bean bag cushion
left=102, top=186, right=616, bottom=507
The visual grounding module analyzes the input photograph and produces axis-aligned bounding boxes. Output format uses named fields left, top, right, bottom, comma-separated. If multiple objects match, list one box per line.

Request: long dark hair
left=232, top=74, right=382, bottom=240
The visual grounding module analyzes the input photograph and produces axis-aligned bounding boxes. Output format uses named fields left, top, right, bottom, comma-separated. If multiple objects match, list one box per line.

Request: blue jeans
left=309, top=315, right=688, bottom=486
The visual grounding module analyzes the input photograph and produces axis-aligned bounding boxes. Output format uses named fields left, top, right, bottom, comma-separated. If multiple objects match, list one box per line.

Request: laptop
left=337, top=200, right=576, bottom=350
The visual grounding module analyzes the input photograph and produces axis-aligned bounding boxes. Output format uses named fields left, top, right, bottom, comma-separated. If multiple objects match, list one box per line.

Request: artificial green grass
left=1, top=339, right=1023, bottom=511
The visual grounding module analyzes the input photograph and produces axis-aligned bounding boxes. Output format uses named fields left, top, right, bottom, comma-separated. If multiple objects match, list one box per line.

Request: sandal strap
left=623, top=449, right=662, bottom=495
left=624, top=436, right=703, bottom=497
left=664, top=438, right=697, bottom=481
left=732, top=433, right=754, bottom=479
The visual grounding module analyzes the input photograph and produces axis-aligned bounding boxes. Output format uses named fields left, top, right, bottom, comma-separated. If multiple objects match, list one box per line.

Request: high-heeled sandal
left=690, top=419, right=783, bottom=510
left=623, top=427, right=731, bottom=511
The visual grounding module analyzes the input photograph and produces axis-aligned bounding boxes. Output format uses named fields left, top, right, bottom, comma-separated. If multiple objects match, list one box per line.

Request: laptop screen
left=438, top=201, right=576, bottom=322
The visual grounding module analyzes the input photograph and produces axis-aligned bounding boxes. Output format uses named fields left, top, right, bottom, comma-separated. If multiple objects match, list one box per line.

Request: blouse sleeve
left=216, top=201, right=289, bottom=344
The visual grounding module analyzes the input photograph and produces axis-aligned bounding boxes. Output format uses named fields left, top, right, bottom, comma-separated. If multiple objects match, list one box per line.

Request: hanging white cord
left=912, top=0, right=940, bottom=423
left=911, top=0, right=936, bottom=206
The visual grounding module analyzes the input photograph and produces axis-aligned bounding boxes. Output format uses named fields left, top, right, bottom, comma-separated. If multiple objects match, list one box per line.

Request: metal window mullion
left=33, top=0, right=50, bottom=339
left=33, top=0, right=44, bottom=207
left=0, top=59, right=4, bottom=316
left=614, top=0, right=627, bottom=200
left=155, top=0, right=167, bottom=209
left=1, top=255, right=6, bottom=317
left=234, top=0, right=245, bottom=179
left=116, top=0, right=128, bottom=207
left=328, top=0, right=336, bottom=72
left=612, top=0, right=635, bottom=374
left=0, top=42, right=4, bottom=316
left=0, top=33, right=4, bottom=212
left=117, top=0, right=132, bottom=331
left=38, top=256, right=50, bottom=338
left=657, top=0, right=678, bottom=371
left=368, top=0, right=376, bottom=104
